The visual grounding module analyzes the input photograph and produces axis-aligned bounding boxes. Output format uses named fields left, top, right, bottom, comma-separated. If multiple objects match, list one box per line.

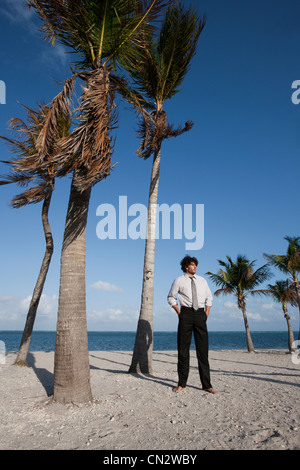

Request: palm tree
left=264, top=236, right=300, bottom=341
left=0, top=93, right=72, bottom=366
left=125, top=1, right=205, bottom=374
left=26, top=0, right=165, bottom=403
left=258, top=281, right=296, bottom=353
left=206, top=255, right=272, bottom=352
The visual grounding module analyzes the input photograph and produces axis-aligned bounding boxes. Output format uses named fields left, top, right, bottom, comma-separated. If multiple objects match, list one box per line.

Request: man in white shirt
left=168, top=255, right=217, bottom=394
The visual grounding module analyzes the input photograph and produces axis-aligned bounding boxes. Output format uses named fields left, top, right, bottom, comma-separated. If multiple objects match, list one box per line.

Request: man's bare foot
left=203, top=387, right=218, bottom=394
left=172, top=386, right=186, bottom=393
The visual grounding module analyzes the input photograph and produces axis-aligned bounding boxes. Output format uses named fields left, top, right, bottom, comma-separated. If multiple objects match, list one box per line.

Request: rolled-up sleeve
left=205, top=281, right=213, bottom=307
left=167, top=279, right=179, bottom=307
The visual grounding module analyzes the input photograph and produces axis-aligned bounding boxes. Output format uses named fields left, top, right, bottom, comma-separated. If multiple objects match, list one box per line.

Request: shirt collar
left=184, top=273, right=197, bottom=279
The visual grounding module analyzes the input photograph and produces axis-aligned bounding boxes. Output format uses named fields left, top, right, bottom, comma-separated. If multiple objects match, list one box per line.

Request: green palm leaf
left=124, top=1, right=205, bottom=108
left=264, top=236, right=300, bottom=279
left=27, top=0, right=165, bottom=70
left=265, top=280, right=298, bottom=307
left=207, top=255, right=272, bottom=298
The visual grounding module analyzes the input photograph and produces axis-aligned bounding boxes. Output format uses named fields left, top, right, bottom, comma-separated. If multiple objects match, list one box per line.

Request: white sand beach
left=0, top=349, right=299, bottom=451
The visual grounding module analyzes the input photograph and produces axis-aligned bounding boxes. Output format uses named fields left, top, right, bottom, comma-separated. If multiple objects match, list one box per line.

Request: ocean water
left=0, top=330, right=297, bottom=352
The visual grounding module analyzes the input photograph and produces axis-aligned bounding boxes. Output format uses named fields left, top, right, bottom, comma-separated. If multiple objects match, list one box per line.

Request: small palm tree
left=258, top=281, right=296, bottom=353
left=125, top=1, right=205, bottom=374
left=207, top=255, right=272, bottom=352
left=26, top=0, right=165, bottom=403
left=0, top=94, right=72, bottom=366
left=264, top=236, right=300, bottom=341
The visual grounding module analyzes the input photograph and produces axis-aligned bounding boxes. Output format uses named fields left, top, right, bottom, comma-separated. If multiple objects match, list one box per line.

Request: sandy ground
left=0, top=349, right=299, bottom=451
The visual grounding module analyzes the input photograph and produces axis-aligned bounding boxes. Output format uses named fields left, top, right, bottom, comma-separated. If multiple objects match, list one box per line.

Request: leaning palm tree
left=207, top=255, right=272, bottom=352
left=258, top=281, right=296, bottom=353
left=0, top=95, right=72, bottom=366
left=125, top=1, right=205, bottom=374
left=26, top=0, right=165, bottom=403
left=264, top=236, right=300, bottom=341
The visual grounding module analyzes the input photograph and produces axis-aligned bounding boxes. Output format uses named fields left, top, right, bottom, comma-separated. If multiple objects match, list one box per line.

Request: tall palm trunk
left=294, top=280, right=300, bottom=342
left=239, top=297, right=255, bottom=352
left=129, top=147, right=161, bottom=374
left=282, top=304, right=295, bottom=353
left=15, top=187, right=54, bottom=366
left=53, top=171, right=92, bottom=404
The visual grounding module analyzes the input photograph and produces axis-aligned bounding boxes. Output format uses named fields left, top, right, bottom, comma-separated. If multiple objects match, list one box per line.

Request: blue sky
left=0, top=0, right=299, bottom=333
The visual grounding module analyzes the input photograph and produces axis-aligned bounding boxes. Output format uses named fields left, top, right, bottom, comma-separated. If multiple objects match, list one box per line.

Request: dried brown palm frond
left=136, top=109, right=155, bottom=159
left=35, top=75, right=76, bottom=164
left=52, top=67, right=117, bottom=191
left=1, top=76, right=74, bottom=177
left=0, top=171, right=35, bottom=188
left=24, top=1, right=168, bottom=193
left=0, top=95, right=72, bottom=206
left=0, top=136, right=38, bottom=164
left=0, top=168, right=50, bottom=208
left=0, top=107, right=41, bottom=164
left=10, top=180, right=50, bottom=208
left=164, top=119, right=194, bottom=139
left=137, top=109, right=194, bottom=159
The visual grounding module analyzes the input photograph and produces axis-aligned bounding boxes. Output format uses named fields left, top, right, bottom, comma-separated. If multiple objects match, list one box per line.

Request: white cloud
left=20, top=294, right=58, bottom=316
left=87, top=304, right=139, bottom=329
left=40, top=42, right=70, bottom=69
left=0, top=296, right=13, bottom=302
left=0, top=0, right=34, bottom=23
left=223, top=300, right=237, bottom=309
left=108, top=308, right=123, bottom=316
left=261, top=302, right=275, bottom=310
left=0, top=293, right=58, bottom=329
left=89, top=309, right=123, bottom=321
left=0, top=297, right=15, bottom=322
left=247, top=311, right=266, bottom=322
left=228, top=310, right=241, bottom=320
left=90, top=281, right=123, bottom=293
left=1, top=0, right=69, bottom=70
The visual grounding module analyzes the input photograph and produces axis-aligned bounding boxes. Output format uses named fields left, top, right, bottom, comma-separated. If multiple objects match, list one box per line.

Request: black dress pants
left=177, top=306, right=212, bottom=389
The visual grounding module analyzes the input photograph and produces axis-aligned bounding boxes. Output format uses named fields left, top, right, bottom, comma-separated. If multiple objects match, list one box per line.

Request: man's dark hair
left=180, top=255, right=198, bottom=272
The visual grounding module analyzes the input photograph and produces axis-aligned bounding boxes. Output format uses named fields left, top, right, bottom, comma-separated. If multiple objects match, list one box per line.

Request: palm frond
left=0, top=96, right=71, bottom=206
left=248, top=264, right=272, bottom=288
left=285, top=235, right=300, bottom=253
left=157, top=2, right=205, bottom=103
left=51, top=67, right=117, bottom=190
left=136, top=109, right=167, bottom=158
left=206, top=271, right=232, bottom=290
left=11, top=182, right=49, bottom=208
left=109, top=72, right=154, bottom=114
left=264, top=253, right=288, bottom=272
left=208, top=255, right=271, bottom=298
left=164, top=120, right=194, bottom=139
left=103, top=0, right=168, bottom=69
left=136, top=109, right=193, bottom=160
left=36, top=75, right=75, bottom=163
left=0, top=171, right=35, bottom=187
left=264, top=236, right=300, bottom=278
left=0, top=134, right=37, bottom=160
left=214, top=287, right=234, bottom=297
left=26, top=0, right=166, bottom=70
left=125, top=1, right=205, bottom=106
left=248, top=288, right=269, bottom=297
left=255, top=280, right=298, bottom=307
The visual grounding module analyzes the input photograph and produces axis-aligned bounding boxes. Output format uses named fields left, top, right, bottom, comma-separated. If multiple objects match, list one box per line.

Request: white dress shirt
left=167, top=274, right=213, bottom=309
